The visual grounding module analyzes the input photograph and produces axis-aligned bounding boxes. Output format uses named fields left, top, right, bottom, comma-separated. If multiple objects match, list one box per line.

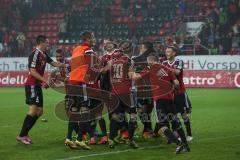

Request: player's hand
left=42, top=82, right=49, bottom=89
left=129, top=66, right=135, bottom=72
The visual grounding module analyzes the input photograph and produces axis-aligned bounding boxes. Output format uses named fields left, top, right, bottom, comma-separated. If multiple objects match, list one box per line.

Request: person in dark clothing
left=132, top=41, right=158, bottom=139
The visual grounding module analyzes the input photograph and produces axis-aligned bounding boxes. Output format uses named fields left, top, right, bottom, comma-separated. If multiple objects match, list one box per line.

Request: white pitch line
left=56, top=134, right=240, bottom=160
left=0, top=124, right=16, bottom=128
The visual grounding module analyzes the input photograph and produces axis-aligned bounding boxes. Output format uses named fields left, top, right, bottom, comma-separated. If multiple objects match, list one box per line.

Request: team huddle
left=17, top=32, right=193, bottom=154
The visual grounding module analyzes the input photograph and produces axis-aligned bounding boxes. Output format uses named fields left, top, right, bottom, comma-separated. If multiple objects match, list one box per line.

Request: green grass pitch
left=0, top=88, right=240, bottom=160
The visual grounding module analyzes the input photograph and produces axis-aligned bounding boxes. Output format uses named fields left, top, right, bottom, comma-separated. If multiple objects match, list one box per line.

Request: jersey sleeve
left=28, top=51, right=39, bottom=69
left=46, top=54, right=53, bottom=64
left=139, top=67, right=150, bottom=77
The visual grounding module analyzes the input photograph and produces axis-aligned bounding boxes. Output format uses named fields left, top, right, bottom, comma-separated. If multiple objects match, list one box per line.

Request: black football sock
left=19, top=114, right=38, bottom=137
left=154, top=123, right=160, bottom=134
left=163, top=128, right=180, bottom=145
left=99, top=118, right=107, bottom=136
left=184, top=119, right=192, bottom=137
left=177, top=127, right=188, bottom=145
left=67, top=121, right=75, bottom=140
left=87, top=121, right=95, bottom=138
left=120, top=114, right=128, bottom=132
left=128, top=118, right=137, bottom=141
left=109, top=119, right=119, bottom=140
left=146, top=114, right=153, bottom=132
left=73, top=122, right=79, bottom=134
left=27, top=115, right=39, bottom=133
left=77, top=122, right=86, bottom=141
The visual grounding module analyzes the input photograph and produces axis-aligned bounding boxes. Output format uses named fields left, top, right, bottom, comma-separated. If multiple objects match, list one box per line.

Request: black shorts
left=25, top=85, right=43, bottom=107
left=88, top=98, right=102, bottom=109
left=174, top=93, right=192, bottom=114
left=65, top=95, right=89, bottom=112
left=154, top=99, right=178, bottom=125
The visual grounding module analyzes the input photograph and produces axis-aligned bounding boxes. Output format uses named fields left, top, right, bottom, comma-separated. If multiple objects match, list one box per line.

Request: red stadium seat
left=46, top=26, right=51, bottom=31
left=40, top=14, right=47, bottom=19
left=58, top=13, right=65, bottom=18
left=53, top=13, right=58, bottom=18
left=35, top=20, right=41, bottom=25
left=33, top=26, right=40, bottom=31
left=116, top=0, right=121, bottom=5
left=136, top=16, right=143, bottom=22
left=29, top=20, right=34, bottom=25
left=40, top=26, right=45, bottom=31
left=52, top=26, right=58, bottom=31
left=28, top=26, right=33, bottom=31
left=27, top=32, right=33, bottom=38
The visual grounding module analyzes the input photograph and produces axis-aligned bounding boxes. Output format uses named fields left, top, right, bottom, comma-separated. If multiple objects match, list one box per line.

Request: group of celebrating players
left=17, top=31, right=193, bottom=154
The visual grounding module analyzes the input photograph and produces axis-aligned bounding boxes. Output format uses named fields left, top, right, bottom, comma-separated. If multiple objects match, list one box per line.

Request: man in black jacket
left=132, top=41, right=159, bottom=139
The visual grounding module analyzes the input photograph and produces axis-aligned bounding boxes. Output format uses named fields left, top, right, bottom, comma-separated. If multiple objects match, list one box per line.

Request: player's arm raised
left=50, top=61, right=69, bottom=68
left=128, top=66, right=142, bottom=80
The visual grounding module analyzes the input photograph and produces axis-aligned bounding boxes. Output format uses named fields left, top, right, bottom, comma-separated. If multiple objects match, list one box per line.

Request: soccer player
left=67, top=31, right=101, bottom=149
left=129, top=56, right=190, bottom=154
left=50, top=49, right=79, bottom=149
left=132, top=41, right=158, bottom=139
left=101, top=41, right=129, bottom=141
left=17, top=35, right=68, bottom=145
left=162, top=46, right=193, bottom=141
left=108, top=41, right=138, bottom=149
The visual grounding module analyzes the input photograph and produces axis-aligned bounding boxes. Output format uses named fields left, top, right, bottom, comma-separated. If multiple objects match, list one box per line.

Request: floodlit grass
left=0, top=88, right=240, bottom=160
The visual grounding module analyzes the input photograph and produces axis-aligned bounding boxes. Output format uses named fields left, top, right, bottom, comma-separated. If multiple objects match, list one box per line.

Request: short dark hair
left=141, top=41, right=154, bottom=51
left=104, top=37, right=114, bottom=42
left=119, top=41, right=133, bottom=55
left=82, top=31, right=93, bottom=41
left=56, top=49, right=63, bottom=54
left=167, top=45, right=179, bottom=54
left=36, top=35, right=47, bottom=45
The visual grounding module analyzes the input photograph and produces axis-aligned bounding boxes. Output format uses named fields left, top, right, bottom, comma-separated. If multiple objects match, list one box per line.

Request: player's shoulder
left=175, top=58, right=183, bottom=63
left=29, top=48, right=40, bottom=59
left=162, top=59, right=168, bottom=65
left=174, top=58, right=184, bottom=67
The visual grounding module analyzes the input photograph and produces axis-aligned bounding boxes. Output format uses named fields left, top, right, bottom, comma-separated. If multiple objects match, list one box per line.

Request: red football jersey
left=140, top=64, right=176, bottom=101
left=111, top=54, right=132, bottom=95
left=101, top=49, right=121, bottom=66
left=162, top=59, right=186, bottom=94
left=25, top=48, right=53, bottom=86
left=84, top=51, right=102, bottom=87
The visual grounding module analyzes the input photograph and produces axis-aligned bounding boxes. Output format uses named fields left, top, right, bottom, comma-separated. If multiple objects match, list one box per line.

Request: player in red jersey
left=162, top=46, right=193, bottom=141
left=129, top=56, right=190, bottom=154
left=49, top=49, right=79, bottom=149
left=101, top=41, right=130, bottom=141
left=17, top=35, right=68, bottom=145
left=108, top=41, right=138, bottom=149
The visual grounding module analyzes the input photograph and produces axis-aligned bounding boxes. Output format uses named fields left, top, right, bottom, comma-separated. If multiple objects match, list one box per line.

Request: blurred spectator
left=209, top=44, right=218, bottom=55
left=59, top=20, right=67, bottom=37
left=16, top=32, right=26, bottom=48
left=219, top=8, right=228, bottom=31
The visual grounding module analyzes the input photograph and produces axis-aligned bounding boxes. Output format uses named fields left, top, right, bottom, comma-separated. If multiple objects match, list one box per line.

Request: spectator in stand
left=219, top=8, right=228, bottom=31
left=59, top=20, right=67, bottom=37
left=0, top=42, right=3, bottom=53
left=222, top=32, right=233, bottom=54
left=16, top=32, right=26, bottom=49
left=209, top=44, right=218, bottom=55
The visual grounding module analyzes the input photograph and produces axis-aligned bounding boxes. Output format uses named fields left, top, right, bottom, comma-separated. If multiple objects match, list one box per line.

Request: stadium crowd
left=0, top=0, right=239, bottom=57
